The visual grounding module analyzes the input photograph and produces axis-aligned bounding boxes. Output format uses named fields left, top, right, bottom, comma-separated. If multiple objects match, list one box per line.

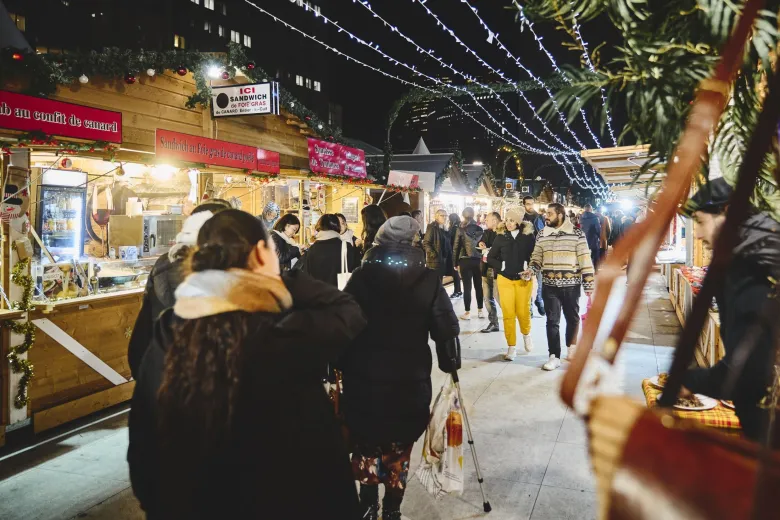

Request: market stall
left=0, top=61, right=380, bottom=439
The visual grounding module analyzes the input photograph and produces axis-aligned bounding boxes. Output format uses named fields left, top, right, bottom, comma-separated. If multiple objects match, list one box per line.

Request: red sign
left=256, top=148, right=280, bottom=174
left=156, top=129, right=280, bottom=173
left=0, top=90, right=122, bottom=143
left=307, top=138, right=366, bottom=178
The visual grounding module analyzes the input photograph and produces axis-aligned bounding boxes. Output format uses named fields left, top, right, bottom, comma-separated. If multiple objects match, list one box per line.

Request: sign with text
left=388, top=170, right=435, bottom=192
left=211, top=82, right=280, bottom=118
left=307, top=138, right=366, bottom=178
left=0, top=90, right=122, bottom=143
left=156, top=129, right=276, bottom=172
left=256, top=148, right=280, bottom=175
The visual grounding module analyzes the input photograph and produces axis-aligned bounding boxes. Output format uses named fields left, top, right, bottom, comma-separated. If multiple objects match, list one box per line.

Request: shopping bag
left=337, top=240, right=351, bottom=290
left=416, top=375, right=464, bottom=498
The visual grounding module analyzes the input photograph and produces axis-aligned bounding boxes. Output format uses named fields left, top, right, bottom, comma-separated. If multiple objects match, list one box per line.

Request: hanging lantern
left=176, top=66, right=187, bottom=76
left=78, top=74, right=89, bottom=84
left=124, top=73, right=137, bottom=84
left=246, top=61, right=256, bottom=70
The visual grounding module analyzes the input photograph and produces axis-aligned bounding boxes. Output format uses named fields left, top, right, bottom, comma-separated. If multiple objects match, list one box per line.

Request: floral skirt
left=351, top=442, right=414, bottom=492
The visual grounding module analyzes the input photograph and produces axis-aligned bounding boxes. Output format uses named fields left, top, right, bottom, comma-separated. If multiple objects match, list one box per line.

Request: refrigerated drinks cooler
left=35, top=170, right=87, bottom=261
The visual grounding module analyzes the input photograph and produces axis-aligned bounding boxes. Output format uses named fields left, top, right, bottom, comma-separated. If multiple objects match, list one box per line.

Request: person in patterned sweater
left=525, top=203, right=595, bottom=371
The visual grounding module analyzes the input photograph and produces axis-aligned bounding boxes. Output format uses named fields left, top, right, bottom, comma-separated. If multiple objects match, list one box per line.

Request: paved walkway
left=0, top=273, right=680, bottom=520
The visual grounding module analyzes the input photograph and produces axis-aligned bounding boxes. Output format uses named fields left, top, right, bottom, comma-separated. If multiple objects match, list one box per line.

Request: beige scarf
left=173, top=269, right=293, bottom=319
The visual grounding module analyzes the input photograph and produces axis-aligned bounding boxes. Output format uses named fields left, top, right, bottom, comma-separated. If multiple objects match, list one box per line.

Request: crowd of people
left=128, top=195, right=749, bottom=520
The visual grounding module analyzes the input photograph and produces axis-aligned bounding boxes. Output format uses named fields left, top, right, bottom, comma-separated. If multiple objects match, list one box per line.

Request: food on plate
left=676, top=395, right=704, bottom=408
left=657, top=373, right=668, bottom=387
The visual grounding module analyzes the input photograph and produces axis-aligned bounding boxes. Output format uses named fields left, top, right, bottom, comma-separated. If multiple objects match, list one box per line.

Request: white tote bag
left=337, top=240, right=352, bottom=290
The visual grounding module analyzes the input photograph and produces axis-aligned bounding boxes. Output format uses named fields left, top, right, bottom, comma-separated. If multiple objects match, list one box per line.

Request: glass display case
left=36, top=183, right=86, bottom=261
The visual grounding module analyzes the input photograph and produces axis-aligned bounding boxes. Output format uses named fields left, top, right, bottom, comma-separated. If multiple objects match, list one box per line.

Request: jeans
left=496, top=275, right=533, bottom=346
left=482, top=269, right=499, bottom=326
left=541, top=285, right=581, bottom=358
left=458, top=257, right=483, bottom=312
left=530, top=271, right=545, bottom=314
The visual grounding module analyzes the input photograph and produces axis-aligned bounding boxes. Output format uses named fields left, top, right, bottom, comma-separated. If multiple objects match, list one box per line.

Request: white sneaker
left=460, top=312, right=471, bottom=321
left=565, top=345, right=576, bottom=361
left=478, top=309, right=485, bottom=319
left=523, top=334, right=534, bottom=353
left=504, top=346, right=516, bottom=361
left=542, top=355, right=561, bottom=371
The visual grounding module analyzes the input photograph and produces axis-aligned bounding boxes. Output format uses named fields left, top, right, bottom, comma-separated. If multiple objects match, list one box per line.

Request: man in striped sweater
left=525, top=203, right=595, bottom=371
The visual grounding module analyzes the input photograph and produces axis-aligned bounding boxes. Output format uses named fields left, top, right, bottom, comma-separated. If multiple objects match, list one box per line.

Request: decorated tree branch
left=519, top=0, right=780, bottom=216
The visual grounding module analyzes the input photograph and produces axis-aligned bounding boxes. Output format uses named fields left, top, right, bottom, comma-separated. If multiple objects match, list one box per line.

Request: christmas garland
left=1, top=44, right=343, bottom=143
left=5, top=257, right=36, bottom=409
left=436, top=148, right=464, bottom=193
left=1, top=131, right=118, bottom=160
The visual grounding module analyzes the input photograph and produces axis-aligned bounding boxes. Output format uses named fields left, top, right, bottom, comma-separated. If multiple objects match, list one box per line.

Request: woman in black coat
left=271, top=213, right=304, bottom=271
left=296, top=214, right=358, bottom=286
left=340, top=216, right=461, bottom=520
left=447, top=213, right=463, bottom=298
left=127, top=210, right=367, bottom=520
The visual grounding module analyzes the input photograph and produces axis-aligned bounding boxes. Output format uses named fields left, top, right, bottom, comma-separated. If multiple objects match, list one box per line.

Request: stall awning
left=581, top=145, right=666, bottom=199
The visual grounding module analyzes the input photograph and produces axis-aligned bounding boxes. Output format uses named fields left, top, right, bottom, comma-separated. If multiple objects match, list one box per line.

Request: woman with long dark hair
left=341, top=216, right=460, bottom=520
left=359, top=204, right=387, bottom=258
left=128, top=209, right=366, bottom=520
left=271, top=213, right=304, bottom=271
left=296, top=214, right=358, bottom=286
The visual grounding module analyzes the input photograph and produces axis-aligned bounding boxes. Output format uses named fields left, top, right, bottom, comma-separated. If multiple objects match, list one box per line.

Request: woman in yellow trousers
left=486, top=207, right=537, bottom=360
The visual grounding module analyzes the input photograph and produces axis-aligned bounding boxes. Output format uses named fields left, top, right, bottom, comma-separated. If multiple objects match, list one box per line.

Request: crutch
left=443, top=338, right=492, bottom=513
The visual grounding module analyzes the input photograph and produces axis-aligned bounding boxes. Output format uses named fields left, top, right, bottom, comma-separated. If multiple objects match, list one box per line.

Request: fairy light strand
left=349, top=0, right=574, bottom=157
left=240, top=0, right=609, bottom=196
left=406, top=0, right=610, bottom=192
left=251, top=0, right=583, bottom=157
left=509, top=1, right=601, bottom=147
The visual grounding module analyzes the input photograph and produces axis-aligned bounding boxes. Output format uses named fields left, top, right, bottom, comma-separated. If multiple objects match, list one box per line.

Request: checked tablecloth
left=642, top=379, right=742, bottom=431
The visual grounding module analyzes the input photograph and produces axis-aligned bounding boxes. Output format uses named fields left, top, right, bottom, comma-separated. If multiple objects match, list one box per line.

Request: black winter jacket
left=340, top=244, right=460, bottom=445
left=486, top=222, right=537, bottom=281
left=127, top=271, right=366, bottom=520
left=127, top=253, right=185, bottom=379
left=453, top=219, right=484, bottom=261
left=271, top=231, right=301, bottom=272
left=683, top=212, right=780, bottom=444
left=480, top=228, right=499, bottom=277
left=579, top=211, right=602, bottom=254
left=295, top=235, right=358, bottom=287
left=423, top=222, right=450, bottom=272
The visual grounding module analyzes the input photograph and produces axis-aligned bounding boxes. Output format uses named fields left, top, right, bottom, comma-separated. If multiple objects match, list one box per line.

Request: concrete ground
left=0, top=273, right=680, bottom=520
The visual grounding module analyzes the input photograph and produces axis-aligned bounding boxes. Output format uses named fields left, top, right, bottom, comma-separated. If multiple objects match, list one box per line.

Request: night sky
left=271, top=0, right=624, bottom=188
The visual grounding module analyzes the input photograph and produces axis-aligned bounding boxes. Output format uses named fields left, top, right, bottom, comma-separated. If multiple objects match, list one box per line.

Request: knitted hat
left=375, top=216, right=421, bottom=246
left=505, top=207, right=526, bottom=224
left=680, top=177, right=733, bottom=217
left=168, top=210, right=215, bottom=260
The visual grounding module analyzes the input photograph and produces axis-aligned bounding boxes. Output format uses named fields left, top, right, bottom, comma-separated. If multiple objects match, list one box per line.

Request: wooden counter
left=26, top=289, right=143, bottom=432
left=669, top=268, right=724, bottom=368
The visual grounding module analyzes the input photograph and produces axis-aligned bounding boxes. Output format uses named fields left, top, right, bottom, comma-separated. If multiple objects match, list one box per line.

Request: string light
left=406, top=0, right=610, bottom=194
left=350, top=0, right=574, bottom=157
left=259, top=0, right=584, bottom=158
left=568, top=7, right=618, bottom=146
left=240, top=0, right=610, bottom=197
left=510, top=1, right=601, bottom=148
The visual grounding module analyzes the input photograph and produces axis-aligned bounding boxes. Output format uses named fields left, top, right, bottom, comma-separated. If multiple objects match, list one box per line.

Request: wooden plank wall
left=27, top=293, right=142, bottom=412
left=49, top=74, right=311, bottom=169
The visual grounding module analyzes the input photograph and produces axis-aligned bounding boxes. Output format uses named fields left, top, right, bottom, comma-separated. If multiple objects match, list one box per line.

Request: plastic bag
left=416, top=375, right=464, bottom=498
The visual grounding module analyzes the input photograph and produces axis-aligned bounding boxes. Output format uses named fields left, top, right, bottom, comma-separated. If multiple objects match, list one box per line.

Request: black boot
left=359, top=484, right=379, bottom=520
left=382, top=493, right=403, bottom=520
